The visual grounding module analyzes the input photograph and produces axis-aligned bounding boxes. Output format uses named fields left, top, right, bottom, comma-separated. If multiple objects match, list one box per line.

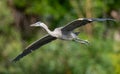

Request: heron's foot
left=80, top=40, right=89, bottom=44
left=74, top=38, right=89, bottom=45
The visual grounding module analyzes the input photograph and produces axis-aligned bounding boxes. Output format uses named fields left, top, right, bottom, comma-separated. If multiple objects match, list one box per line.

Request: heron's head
left=30, top=22, right=46, bottom=27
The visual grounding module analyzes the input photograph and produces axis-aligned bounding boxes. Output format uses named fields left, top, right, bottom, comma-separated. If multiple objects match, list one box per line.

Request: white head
left=30, top=22, right=47, bottom=28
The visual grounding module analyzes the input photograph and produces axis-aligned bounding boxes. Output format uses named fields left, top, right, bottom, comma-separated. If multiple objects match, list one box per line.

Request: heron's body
left=61, top=31, right=77, bottom=40
left=12, top=18, right=114, bottom=62
left=49, top=27, right=63, bottom=38
left=38, top=23, right=78, bottom=40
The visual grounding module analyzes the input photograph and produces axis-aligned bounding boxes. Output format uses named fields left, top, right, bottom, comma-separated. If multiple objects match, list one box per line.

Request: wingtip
left=11, top=53, right=23, bottom=63
left=11, top=58, right=19, bottom=63
left=108, top=18, right=116, bottom=22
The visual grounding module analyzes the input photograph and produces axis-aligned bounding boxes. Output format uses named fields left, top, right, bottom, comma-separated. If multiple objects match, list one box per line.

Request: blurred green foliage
left=0, top=0, right=120, bottom=74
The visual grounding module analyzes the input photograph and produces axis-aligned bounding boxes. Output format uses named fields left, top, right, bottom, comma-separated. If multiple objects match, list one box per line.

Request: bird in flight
left=12, top=18, right=114, bottom=62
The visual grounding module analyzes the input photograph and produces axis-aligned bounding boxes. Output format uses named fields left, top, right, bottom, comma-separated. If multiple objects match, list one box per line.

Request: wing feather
left=12, top=35, right=56, bottom=62
left=62, top=18, right=114, bottom=31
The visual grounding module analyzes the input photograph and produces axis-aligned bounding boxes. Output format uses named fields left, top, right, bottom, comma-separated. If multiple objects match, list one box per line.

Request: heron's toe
left=81, top=40, right=90, bottom=45
left=84, top=40, right=89, bottom=43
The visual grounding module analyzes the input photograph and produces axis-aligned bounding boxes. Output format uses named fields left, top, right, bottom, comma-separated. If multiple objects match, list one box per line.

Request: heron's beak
left=30, top=24, right=35, bottom=26
left=30, top=24, right=39, bottom=27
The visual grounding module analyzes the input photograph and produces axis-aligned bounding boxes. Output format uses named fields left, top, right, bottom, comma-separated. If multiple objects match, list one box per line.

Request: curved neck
left=40, top=24, right=53, bottom=35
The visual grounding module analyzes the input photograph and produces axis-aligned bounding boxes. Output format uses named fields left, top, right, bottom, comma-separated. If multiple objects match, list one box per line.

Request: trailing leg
left=74, top=38, right=89, bottom=45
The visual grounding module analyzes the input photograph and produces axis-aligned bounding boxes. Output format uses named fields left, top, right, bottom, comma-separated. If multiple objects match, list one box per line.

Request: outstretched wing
left=12, top=35, right=56, bottom=62
left=62, top=18, right=114, bottom=31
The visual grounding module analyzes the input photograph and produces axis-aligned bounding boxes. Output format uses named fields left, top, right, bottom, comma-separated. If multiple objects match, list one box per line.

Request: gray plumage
left=12, top=18, right=114, bottom=62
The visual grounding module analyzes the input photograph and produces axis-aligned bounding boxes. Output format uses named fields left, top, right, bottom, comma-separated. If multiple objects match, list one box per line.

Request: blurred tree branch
left=7, top=0, right=40, bottom=41
left=85, top=0, right=93, bottom=37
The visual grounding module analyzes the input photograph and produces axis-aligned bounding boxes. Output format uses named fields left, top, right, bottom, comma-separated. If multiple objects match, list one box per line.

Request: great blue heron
left=12, top=18, right=114, bottom=62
